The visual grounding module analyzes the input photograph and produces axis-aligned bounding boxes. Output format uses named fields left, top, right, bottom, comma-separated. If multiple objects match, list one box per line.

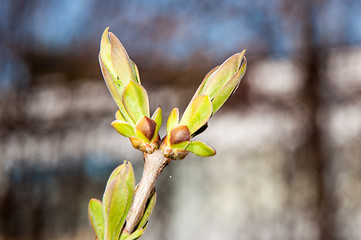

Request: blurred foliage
left=1, top=0, right=361, bottom=240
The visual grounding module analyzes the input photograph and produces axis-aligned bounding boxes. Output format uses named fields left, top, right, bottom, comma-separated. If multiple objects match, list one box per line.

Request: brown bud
left=169, top=125, right=191, bottom=145
left=135, top=116, right=157, bottom=141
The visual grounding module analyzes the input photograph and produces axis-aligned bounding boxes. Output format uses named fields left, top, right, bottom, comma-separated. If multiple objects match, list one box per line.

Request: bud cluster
left=99, top=28, right=161, bottom=153
left=99, top=28, right=246, bottom=159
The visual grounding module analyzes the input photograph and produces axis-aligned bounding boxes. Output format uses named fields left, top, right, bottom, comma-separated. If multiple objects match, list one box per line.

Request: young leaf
left=115, top=109, right=126, bottom=121
left=166, top=108, right=179, bottom=134
left=131, top=60, right=141, bottom=84
left=125, top=229, right=144, bottom=240
left=120, top=162, right=135, bottom=239
left=192, top=65, right=220, bottom=98
left=88, top=199, right=104, bottom=240
left=191, top=123, right=208, bottom=138
left=105, top=162, right=134, bottom=209
left=211, top=57, right=246, bottom=114
left=119, top=231, right=130, bottom=240
left=111, top=120, right=136, bottom=138
left=99, top=55, right=134, bottom=125
left=129, top=136, right=143, bottom=149
left=106, top=163, right=126, bottom=189
left=151, top=106, right=162, bottom=141
left=179, top=95, right=212, bottom=134
left=100, top=28, right=116, bottom=81
left=123, top=81, right=150, bottom=123
left=185, top=141, right=216, bottom=157
left=109, top=32, right=137, bottom=88
left=202, top=51, right=245, bottom=99
left=103, top=172, right=129, bottom=240
left=170, top=140, right=190, bottom=150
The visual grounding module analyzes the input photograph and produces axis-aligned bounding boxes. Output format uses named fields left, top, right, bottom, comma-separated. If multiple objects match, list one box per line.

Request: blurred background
left=1, top=0, right=361, bottom=239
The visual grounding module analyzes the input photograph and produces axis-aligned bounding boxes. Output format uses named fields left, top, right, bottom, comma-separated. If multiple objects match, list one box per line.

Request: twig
left=124, top=150, right=170, bottom=233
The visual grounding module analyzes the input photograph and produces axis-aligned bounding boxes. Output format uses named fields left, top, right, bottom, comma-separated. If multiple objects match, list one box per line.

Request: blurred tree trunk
left=290, top=1, right=336, bottom=239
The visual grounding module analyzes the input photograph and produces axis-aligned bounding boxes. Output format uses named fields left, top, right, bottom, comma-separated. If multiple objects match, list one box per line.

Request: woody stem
left=124, top=150, right=170, bottom=233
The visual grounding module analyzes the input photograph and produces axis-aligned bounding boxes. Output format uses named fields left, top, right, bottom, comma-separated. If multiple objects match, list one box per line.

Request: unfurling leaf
left=179, top=95, right=212, bottom=134
left=103, top=174, right=128, bottom=240
left=192, top=50, right=247, bottom=115
left=151, top=107, right=162, bottom=141
left=103, top=161, right=135, bottom=240
left=99, top=55, right=132, bottom=123
left=198, top=50, right=245, bottom=99
left=109, top=32, right=137, bottom=87
left=192, top=65, right=220, bottom=98
left=166, top=108, right=179, bottom=134
left=211, top=57, right=247, bottom=114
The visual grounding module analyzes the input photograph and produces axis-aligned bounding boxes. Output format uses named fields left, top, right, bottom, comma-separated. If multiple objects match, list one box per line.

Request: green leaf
left=106, top=162, right=126, bottom=189
left=115, top=109, right=126, bottom=121
left=191, top=123, right=208, bottom=138
left=99, top=55, right=133, bottom=124
left=88, top=199, right=104, bottom=240
left=170, top=140, right=190, bottom=150
left=185, top=141, right=216, bottom=157
left=109, top=32, right=137, bottom=89
left=166, top=108, right=179, bottom=134
left=192, top=65, right=220, bottom=98
left=123, top=162, right=135, bottom=231
left=100, top=28, right=116, bottom=82
left=202, top=51, right=245, bottom=99
left=110, top=162, right=135, bottom=240
left=131, top=60, right=141, bottom=84
left=151, top=106, right=162, bottom=141
left=125, top=229, right=144, bottom=240
left=123, top=81, right=150, bottom=123
left=136, top=190, right=157, bottom=230
left=179, top=95, right=212, bottom=134
left=211, top=57, right=247, bottom=114
left=99, top=28, right=136, bottom=125
left=99, top=57, right=134, bottom=125
left=111, top=120, right=136, bottom=138
left=105, top=162, right=135, bottom=215
left=119, top=231, right=130, bottom=240
left=103, top=171, right=128, bottom=240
